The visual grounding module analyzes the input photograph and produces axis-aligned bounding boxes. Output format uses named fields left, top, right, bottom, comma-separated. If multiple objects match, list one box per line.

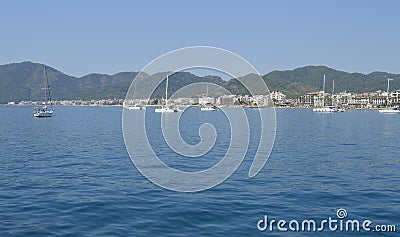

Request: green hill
left=263, top=66, right=400, bottom=98
left=0, top=62, right=137, bottom=103
left=0, top=62, right=399, bottom=103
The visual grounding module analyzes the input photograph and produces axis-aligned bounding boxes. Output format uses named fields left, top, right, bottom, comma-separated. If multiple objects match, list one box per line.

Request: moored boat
left=34, top=66, right=53, bottom=117
left=155, top=75, right=179, bottom=113
left=378, top=107, right=400, bottom=114
left=378, top=79, right=399, bottom=114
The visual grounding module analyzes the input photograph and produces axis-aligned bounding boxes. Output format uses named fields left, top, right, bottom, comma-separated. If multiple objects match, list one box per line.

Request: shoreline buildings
left=5, top=89, right=400, bottom=109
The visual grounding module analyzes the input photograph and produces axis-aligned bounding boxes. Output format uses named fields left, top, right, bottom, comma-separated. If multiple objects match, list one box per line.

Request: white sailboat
left=379, top=78, right=400, bottom=114
left=313, top=74, right=336, bottom=113
left=126, top=81, right=145, bottom=110
left=313, top=107, right=336, bottom=112
left=379, top=107, right=400, bottom=113
left=155, top=75, right=179, bottom=113
left=128, top=105, right=145, bottom=110
left=34, top=66, right=53, bottom=117
left=200, top=105, right=218, bottom=111
left=200, top=85, right=218, bottom=111
left=332, top=80, right=345, bottom=112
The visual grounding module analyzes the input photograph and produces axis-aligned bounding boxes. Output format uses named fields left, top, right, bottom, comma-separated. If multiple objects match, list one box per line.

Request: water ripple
left=0, top=106, right=398, bottom=236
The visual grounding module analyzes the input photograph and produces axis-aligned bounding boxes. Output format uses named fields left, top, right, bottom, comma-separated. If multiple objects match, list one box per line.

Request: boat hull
left=34, top=111, right=53, bottom=117
left=155, top=107, right=178, bottom=113
left=313, top=106, right=345, bottom=113
left=128, top=106, right=145, bottom=110
left=313, top=107, right=336, bottom=113
left=378, top=109, right=400, bottom=114
left=200, top=107, right=218, bottom=111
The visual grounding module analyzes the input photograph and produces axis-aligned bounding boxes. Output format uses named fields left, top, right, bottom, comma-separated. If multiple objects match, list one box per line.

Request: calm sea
left=0, top=106, right=398, bottom=236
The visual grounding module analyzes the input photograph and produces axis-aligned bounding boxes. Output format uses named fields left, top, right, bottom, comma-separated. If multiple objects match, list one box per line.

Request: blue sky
left=1, top=0, right=399, bottom=76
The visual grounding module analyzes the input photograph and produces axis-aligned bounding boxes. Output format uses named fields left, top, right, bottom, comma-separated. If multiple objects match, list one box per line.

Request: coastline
left=2, top=103, right=386, bottom=111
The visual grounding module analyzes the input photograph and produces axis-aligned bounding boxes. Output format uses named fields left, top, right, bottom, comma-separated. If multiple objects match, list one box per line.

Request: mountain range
left=1, top=61, right=399, bottom=103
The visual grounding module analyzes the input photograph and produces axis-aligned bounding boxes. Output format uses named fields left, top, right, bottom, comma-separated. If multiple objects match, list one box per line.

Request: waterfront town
left=6, top=89, right=400, bottom=109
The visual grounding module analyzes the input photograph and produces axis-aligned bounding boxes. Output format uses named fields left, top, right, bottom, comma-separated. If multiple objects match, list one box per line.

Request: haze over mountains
left=0, top=61, right=399, bottom=103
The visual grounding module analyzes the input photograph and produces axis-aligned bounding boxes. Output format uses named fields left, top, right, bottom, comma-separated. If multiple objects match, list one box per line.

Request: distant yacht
left=200, top=104, right=218, bottom=111
left=126, top=81, right=145, bottom=110
left=378, top=78, right=400, bottom=114
left=200, top=85, right=218, bottom=111
left=34, top=66, right=53, bottom=117
left=128, top=105, right=145, bottom=110
left=331, top=79, right=345, bottom=112
left=313, top=75, right=344, bottom=113
left=379, top=107, right=400, bottom=114
left=313, top=106, right=337, bottom=113
left=155, top=75, right=179, bottom=113
left=155, top=106, right=178, bottom=113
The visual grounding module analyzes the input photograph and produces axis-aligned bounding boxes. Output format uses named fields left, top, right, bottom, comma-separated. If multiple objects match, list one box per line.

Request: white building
left=269, top=91, right=287, bottom=103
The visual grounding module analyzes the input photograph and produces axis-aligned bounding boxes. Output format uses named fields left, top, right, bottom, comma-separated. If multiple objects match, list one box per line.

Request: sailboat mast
left=332, top=79, right=335, bottom=106
left=322, top=74, right=326, bottom=107
left=43, top=66, right=48, bottom=105
left=165, top=75, right=169, bottom=107
left=387, top=78, right=393, bottom=106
